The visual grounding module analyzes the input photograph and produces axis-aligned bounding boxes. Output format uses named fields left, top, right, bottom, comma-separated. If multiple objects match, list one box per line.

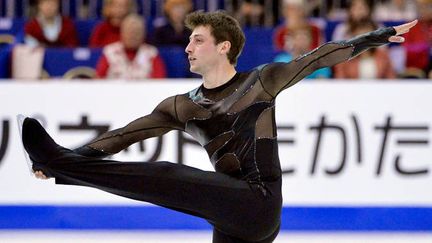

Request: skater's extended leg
left=22, top=118, right=281, bottom=242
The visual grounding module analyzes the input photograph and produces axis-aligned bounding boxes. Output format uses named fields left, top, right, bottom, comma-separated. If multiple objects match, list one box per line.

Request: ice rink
left=1, top=231, right=432, bottom=243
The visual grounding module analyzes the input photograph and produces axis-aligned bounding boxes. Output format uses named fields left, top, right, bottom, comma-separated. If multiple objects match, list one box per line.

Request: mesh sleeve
left=259, top=27, right=396, bottom=97
left=83, top=95, right=183, bottom=154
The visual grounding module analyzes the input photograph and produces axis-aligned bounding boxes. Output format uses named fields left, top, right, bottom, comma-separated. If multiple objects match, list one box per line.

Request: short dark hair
left=185, top=11, right=245, bottom=65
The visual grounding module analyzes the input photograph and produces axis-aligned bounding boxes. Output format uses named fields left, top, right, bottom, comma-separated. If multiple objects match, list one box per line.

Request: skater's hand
left=34, top=171, right=48, bottom=180
left=389, top=20, right=418, bottom=43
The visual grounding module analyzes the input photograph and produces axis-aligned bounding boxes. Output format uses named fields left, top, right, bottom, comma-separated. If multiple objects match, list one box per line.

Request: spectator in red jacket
left=402, top=0, right=432, bottom=75
left=273, top=0, right=323, bottom=51
left=24, top=0, right=79, bottom=47
left=89, top=0, right=135, bottom=48
left=96, top=14, right=167, bottom=79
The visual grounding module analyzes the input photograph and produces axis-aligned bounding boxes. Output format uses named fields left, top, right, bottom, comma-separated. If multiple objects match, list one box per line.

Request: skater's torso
left=177, top=70, right=281, bottom=182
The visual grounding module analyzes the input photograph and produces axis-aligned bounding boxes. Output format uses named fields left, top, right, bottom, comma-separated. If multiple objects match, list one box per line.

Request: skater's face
left=185, top=25, right=231, bottom=75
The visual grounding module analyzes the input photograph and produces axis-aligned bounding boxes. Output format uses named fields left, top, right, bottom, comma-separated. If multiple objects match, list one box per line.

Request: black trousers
left=47, top=158, right=282, bottom=242
left=23, top=118, right=282, bottom=242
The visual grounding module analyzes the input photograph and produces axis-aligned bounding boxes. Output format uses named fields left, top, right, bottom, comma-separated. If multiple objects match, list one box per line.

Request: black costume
left=22, top=27, right=396, bottom=243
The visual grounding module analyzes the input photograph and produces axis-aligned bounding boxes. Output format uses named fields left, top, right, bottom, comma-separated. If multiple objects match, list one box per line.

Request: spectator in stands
left=152, top=0, right=193, bottom=47
left=373, top=0, right=417, bottom=22
left=273, top=0, right=323, bottom=51
left=233, top=0, right=265, bottom=27
left=95, top=14, right=167, bottom=79
left=24, top=0, right=79, bottom=47
left=334, top=20, right=396, bottom=79
left=321, top=0, right=350, bottom=20
left=274, top=25, right=331, bottom=79
left=332, top=0, right=373, bottom=41
left=89, top=0, right=135, bottom=48
left=401, top=0, right=432, bottom=77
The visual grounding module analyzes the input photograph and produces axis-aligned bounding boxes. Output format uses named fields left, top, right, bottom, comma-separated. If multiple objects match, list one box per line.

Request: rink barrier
left=0, top=206, right=431, bottom=231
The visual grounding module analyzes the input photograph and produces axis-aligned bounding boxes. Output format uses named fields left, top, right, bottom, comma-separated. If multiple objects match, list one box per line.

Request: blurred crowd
left=0, top=0, right=431, bottom=80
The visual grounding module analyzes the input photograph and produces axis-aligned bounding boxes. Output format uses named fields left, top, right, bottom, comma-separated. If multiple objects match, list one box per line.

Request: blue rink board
left=0, top=206, right=431, bottom=231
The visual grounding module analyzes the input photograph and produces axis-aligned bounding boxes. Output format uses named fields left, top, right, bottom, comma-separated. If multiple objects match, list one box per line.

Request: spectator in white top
left=373, top=0, right=417, bottom=22
left=95, top=14, right=167, bottom=80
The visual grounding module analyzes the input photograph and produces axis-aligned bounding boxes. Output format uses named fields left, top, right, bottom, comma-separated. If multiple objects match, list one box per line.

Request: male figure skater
left=21, top=11, right=417, bottom=243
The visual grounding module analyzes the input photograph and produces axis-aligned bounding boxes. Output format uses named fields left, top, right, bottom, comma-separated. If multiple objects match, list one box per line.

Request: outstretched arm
left=74, top=95, right=183, bottom=157
left=259, top=20, right=418, bottom=98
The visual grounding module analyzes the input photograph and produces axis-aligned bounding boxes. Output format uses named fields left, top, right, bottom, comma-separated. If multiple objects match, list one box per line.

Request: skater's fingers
left=389, top=36, right=405, bottom=43
left=393, top=19, right=417, bottom=36
left=34, top=171, right=48, bottom=179
left=389, top=20, right=417, bottom=43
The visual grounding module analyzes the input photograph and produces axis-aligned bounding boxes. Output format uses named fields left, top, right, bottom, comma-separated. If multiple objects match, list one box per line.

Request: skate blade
left=16, top=114, right=34, bottom=175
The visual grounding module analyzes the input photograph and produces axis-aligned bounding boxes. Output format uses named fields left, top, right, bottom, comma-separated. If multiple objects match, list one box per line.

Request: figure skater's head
left=185, top=11, right=245, bottom=66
